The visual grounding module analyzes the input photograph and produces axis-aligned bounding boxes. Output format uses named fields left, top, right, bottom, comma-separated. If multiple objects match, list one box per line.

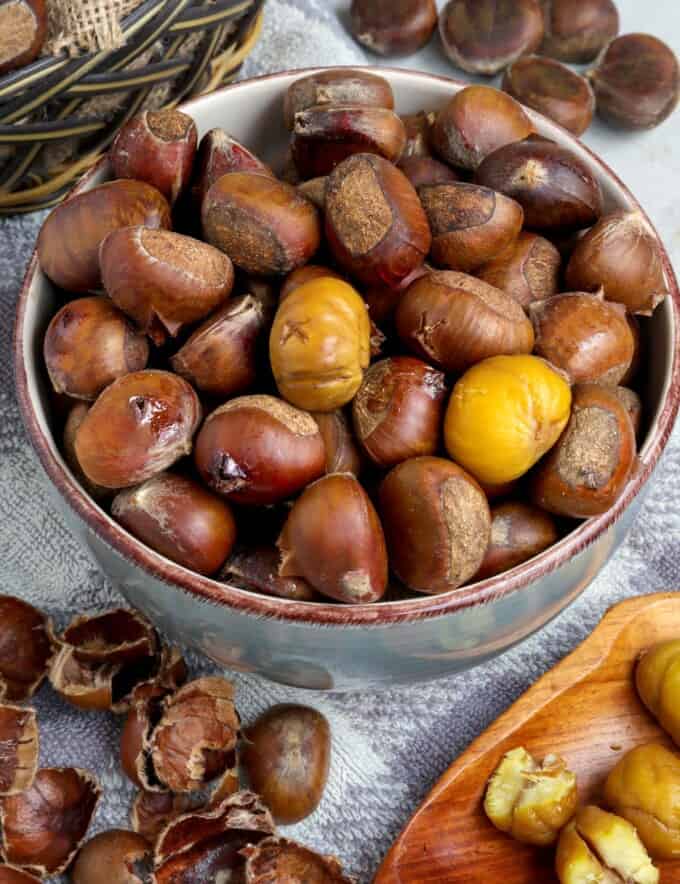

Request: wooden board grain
left=375, top=593, right=680, bottom=884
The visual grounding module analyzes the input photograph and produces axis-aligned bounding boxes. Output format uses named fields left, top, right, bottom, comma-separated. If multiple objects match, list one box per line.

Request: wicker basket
left=0, top=0, right=266, bottom=214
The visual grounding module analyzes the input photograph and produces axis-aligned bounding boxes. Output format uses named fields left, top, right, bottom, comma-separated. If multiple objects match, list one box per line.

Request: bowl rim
left=14, top=65, right=680, bottom=628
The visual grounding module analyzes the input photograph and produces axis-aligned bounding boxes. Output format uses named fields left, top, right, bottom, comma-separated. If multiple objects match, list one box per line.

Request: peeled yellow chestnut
left=379, top=456, right=491, bottom=594
left=476, top=502, right=559, bottom=580
left=350, top=0, right=437, bottom=57
left=130, top=791, right=197, bottom=843
left=353, top=356, right=447, bottom=468
left=194, top=395, right=326, bottom=505
left=439, top=0, right=544, bottom=76
left=419, top=182, right=524, bottom=272
left=313, top=410, right=363, bottom=477
left=243, top=836, right=354, bottom=883
left=37, top=180, right=171, bottom=292
left=221, top=546, right=318, bottom=602
left=531, top=383, right=636, bottom=519
left=395, top=271, right=534, bottom=373
left=192, top=128, right=273, bottom=209
left=477, top=232, right=561, bottom=309
left=530, top=292, right=635, bottom=385
left=0, top=596, right=54, bottom=702
left=325, top=153, right=431, bottom=289
left=431, top=86, right=533, bottom=171
left=541, top=0, right=619, bottom=63
left=565, top=211, right=669, bottom=315
left=270, top=277, right=371, bottom=411
left=0, top=0, right=46, bottom=75
left=401, top=110, right=435, bottom=158
left=636, top=640, right=680, bottom=746
left=74, top=370, right=201, bottom=489
left=0, top=705, right=38, bottom=796
left=278, top=473, right=388, bottom=603
left=44, top=297, right=148, bottom=400
left=71, top=829, right=152, bottom=884
left=283, top=69, right=394, bottom=130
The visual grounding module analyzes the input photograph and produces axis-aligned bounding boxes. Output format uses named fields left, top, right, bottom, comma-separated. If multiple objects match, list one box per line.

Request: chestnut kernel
left=431, top=86, right=533, bottom=171
left=130, top=791, right=197, bottom=843
left=243, top=836, right=354, bottom=883
left=202, top=172, right=321, bottom=276
left=475, top=502, right=558, bottom=580
left=350, top=0, right=437, bottom=57
left=379, top=456, right=491, bottom=594
left=37, top=180, right=171, bottom=293
left=541, top=0, right=619, bottom=63
left=313, top=410, right=363, bottom=476
left=283, top=70, right=394, bottom=130
left=439, top=0, right=544, bottom=76
left=0, top=596, right=54, bottom=702
left=0, top=0, right=46, bottom=75
left=71, top=829, right=152, bottom=884
left=477, top=232, right=561, bottom=309
left=278, top=473, right=388, bottom=603
left=192, top=128, right=273, bottom=209
left=242, top=704, right=330, bottom=824
left=221, top=546, right=318, bottom=602
left=531, top=383, right=637, bottom=518
left=353, top=356, right=447, bottom=468
left=0, top=705, right=38, bottom=796
left=44, top=296, right=149, bottom=400
left=194, top=395, right=325, bottom=505
left=74, top=370, right=202, bottom=489
left=401, top=110, right=435, bottom=158
left=398, top=155, right=459, bottom=190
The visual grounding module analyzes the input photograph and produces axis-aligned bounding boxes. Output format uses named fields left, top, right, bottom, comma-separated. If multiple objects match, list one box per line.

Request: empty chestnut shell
left=243, top=837, right=354, bottom=883
left=283, top=70, right=394, bottom=130
left=194, top=395, right=326, bottom=505
left=502, top=55, right=595, bottom=136
left=130, top=791, right=197, bottom=843
left=0, top=705, right=38, bottom=796
left=350, top=0, right=438, bottom=56
left=475, top=502, right=559, bottom=580
left=74, top=370, right=202, bottom=489
left=221, top=546, right=318, bottom=602
left=0, top=767, right=100, bottom=876
left=0, top=596, right=54, bottom=701
left=0, top=0, right=46, bottom=75
left=477, top=232, right=561, bottom=309
left=439, top=0, right=544, bottom=75
left=541, top=0, right=619, bottom=63
left=71, top=829, right=152, bottom=884
left=588, top=34, right=679, bottom=130
left=44, top=297, right=149, bottom=400
left=476, top=137, right=603, bottom=231
left=64, top=608, right=156, bottom=665
left=379, top=456, right=491, bottom=594
left=313, top=410, right=363, bottom=477
left=431, top=86, right=533, bottom=171
left=398, top=156, right=459, bottom=190
left=192, top=128, right=273, bottom=209
left=242, top=704, right=330, bottom=824
left=278, top=473, right=389, bottom=603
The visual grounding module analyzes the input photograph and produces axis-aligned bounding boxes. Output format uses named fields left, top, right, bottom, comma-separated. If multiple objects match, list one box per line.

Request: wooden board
left=375, top=593, right=680, bottom=884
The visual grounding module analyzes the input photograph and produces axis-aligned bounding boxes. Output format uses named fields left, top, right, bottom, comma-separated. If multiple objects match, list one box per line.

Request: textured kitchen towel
left=3, top=1, right=680, bottom=881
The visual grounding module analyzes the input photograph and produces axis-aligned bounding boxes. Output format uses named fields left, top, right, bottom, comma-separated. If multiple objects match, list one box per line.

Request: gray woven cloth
left=2, top=1, right=680, bottom=880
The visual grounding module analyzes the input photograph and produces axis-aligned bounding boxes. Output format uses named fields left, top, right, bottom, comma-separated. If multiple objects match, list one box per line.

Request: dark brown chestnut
left=541, top=0, right=619, bottom=63
left=243, top=836, right=354, bottom=883
left=588, top=34, right=679, bottom=130
left=74, top=370, right=202, bottom=489
left=352, top=356, right=447, bottom=468
left=194, top=395, right=326, bottom=505
left=350, top=0, right=437, bottom=57
left=477, top=231, right=561, bottom=309
left=242, top=704, right=330, bottom=824
left=0, top=0, right=46, bottom=75
left=297, top=176, right=327, bottom=210
left=379, top=456, right=491, bottom=594
left=439, top=0, right=544, bottom=75
left=221, top=546, right=318, bottom=602
left=398, top=155, right=460, bottom=190
left=476, top=137, right=603, bottom=231
left=192, top=128, right=273, bottom=209
left=283, top=70, right=394, bottom=130
left=325, top=153, right=431, bottom=288
left=0, top=596, right=54, bottom=702
left=112, top=473, right=237, bottom=576
left=400, top=110, right=435, bottom=158
left=313, top=410, right=363, bottom=476
left=363, top=264, right=430, bottom=325
left=0, top=705, right=38, bottom=796
left=71, top=829, right=152, bottom=884
left=613, top=386, right=642, bottom=438
left=502, top=55, right=595, bottom=135
left=130, top=791, right=197, bottom=843
left=278, top=473, right=388, bottom=603
left=44, top=297, right=148, bottom=400
left=475, top=502, right=558, bottom=580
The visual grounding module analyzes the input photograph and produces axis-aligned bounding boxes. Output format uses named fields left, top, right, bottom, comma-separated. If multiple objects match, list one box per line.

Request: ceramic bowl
left=14, top=68, right=680, bottom=692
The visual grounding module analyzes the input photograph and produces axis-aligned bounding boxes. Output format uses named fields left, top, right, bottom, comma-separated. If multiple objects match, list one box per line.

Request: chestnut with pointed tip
left=477, top=232, right=561, bottom=309
left=243, top=836, right=354, bottom=883
left=192, top=128, right=273, bottom=209
left=350, top=0, right=437, bottom=57
left=0, top=0, right=46, bottom=75
left=313, top=410, right=363, bottom=476
left=71, top=829, right=152, bottom=884
left=0, top=705, right=38, bottom=796
left=278, top=473, right=388, bottom=603
left=541, top=0, right=619, bottom=63
left=221, top=546, right=318, bottom=602
left=283, top=70, right=394, bottom=130
left=475, top=502, right=559, bottom=580
left=398, top=155, right=459, bottom=190
left=0, top=596, right=54, bottom=702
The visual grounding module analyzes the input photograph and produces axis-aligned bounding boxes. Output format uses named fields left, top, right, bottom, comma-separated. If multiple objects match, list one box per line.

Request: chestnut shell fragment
left=0, top=868, right=41, bottom=883
left=0, top=705, right=39, bottom=796
left=131, top=791, right=198, bottom=843
left=63, top=608, right=157, bottom=665
left=221, top=546, right=319, bottom=602
left=243, top=837, right=355, bottom=883
left=0, top=597, right=53, bottom=702
left=71, top=829, right=152, bottom=884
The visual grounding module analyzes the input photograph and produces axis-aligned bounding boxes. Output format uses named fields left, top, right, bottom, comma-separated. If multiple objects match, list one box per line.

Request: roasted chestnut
left=400, top=110, right=435, bottom=158
left=0, top=705, right=38, bottom=796
left=0, top=868, right=41, bottom=883
left=280, top=264, right=343, bottom=301
left=130, top=791, right=197, bottom=843
left=297, top=176, right=327, bottom=210
left=477, top=232, right=561, bottom=309
left=0, top=0, right=46, bottom=75
left=0, top=596, right=54, bottom=701
left=541, top=0, right=619, bottom=63
left=398, top=156, right=459, bottom=190
left=221, top=546, right=318, bottom=601
left=278, top=473, right=388, bottom=603
left=313, top=410, right=363, bottom=476
left=363, top=264, right=430, bottom=325
left=74, top=370, right=202, bottom=489
left=283, top=70, right=394, bottom=130
left=71, top=829, right=152, bottom=884
left=350, top=0, right=438, bottom=56
left=475, top=502, right=559, bottom=580
left=242, top=837, right=354, bottom=883
left=192, top=128, right=273, bottom=209
left=379, top=456, right=491, bottom=594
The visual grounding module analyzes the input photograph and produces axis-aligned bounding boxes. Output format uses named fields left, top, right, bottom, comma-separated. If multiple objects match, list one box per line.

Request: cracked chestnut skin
left=243, top=836, right=354, bottom=883
left=0, top=705, right=39, bottom=796
left=283, top=70, right=394, bottom=131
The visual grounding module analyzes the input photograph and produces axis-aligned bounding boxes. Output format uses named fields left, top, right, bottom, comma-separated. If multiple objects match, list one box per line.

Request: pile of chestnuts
left=348, top=0, right=679, bottom=136
left=0, top=594, right=345, bottom=882
left=37, top=70, right=667, bottom=605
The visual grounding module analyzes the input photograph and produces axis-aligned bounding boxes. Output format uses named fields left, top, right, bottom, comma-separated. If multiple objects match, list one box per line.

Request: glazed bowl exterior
left=14, top=68, right=680, bottom=692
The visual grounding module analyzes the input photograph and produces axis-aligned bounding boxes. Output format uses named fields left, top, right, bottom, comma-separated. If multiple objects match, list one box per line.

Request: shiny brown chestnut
left=431, top=85, right=533, bottom=171
left=0, top=596, right=54, bottom=702
left=297, top=176, right=327, bottom=210
left=565, top=210, right=670, bottom=315
left=292, top=104, right=407, bottom=178
left=530, top=291, right=635, bottom=385
left=0, top=0, right=46, bottom=75
left=477, top=137, right=603, bottom=231
left=130, top=791, right=197, bottom=843
left=192, top=128, right=273, bottom=209
left=202, top=172, right=321, bottom=276
left=283, top=69, right=394, bottom=130
left=243, top=836, right=354, bottom=883
left=613, top=386, right=642, bottom=438
left=350, top=0, right=437, bottom=56
left=194, top=395, right=325, bottom=505
left=379, top=456, right=491, bottom=594
left=353, top=356, right=447, bottom=468
left=398, top=155, right=459, bottom=189
left=242, top=704, right=330, bottom=824
left=439, top=0, right=544, bottom=75
left=313, top=410, right=363, bottom=476
left=0, top=767, right=100, bottom=876
left=71, top=830, right=152, bottom=884
left=110, top=109, right=197, bottom=205
left=531, top=383, right=637, bottom=518
left=325, top=153, right=431, bottom=288
left=0, top=705, right=38, bottom=796
left=477, top=232, right=561, bottom=309
left=278, top=473, right=388, bottom=603
left=37, top=180, right=171, bottom=292
left=363, top=264, right=430, bottom=325
left=396, top=271, right=534, bottom=373
left=221, top=546, right=318, bottom=602
left=502, top=55, right=596, bottom=136
left=541, top=0, right=619, bottom=63
left=401, top=110, right=435, bottom=157
left=420, top=182, right=524, bottom=271
left=112, top=473, right=237, bottom=576
left=74, top=370, right=202, bottom=489
left=44, top=297, right=148, bottom=400
left=475, top=502, right=558, bottom=580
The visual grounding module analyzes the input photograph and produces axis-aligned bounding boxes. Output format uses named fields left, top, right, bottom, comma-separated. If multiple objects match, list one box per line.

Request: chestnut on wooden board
left=0, top=0, right=46, bottom=75
left=350, top=0, right=438, bottom=57
left=283, top=70, right=394, bottom=130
